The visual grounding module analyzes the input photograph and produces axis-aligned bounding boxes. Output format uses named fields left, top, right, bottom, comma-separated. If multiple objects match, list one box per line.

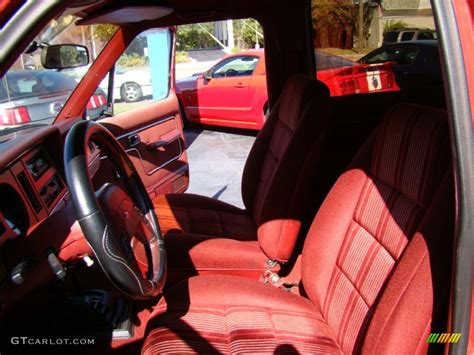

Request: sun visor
left=77, top=6, right=174, bottom=25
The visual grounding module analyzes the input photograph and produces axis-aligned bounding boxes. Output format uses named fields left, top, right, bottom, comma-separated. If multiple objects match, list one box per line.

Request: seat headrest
left=279, top=74, right=330, bottom=130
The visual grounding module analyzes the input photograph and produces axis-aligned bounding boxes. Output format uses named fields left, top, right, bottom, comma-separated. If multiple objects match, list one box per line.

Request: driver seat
left=143, top=103, right=453, bottom=354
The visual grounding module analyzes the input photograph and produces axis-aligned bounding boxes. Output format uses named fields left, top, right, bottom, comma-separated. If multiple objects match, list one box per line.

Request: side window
left=400, top=32, right=415, bottom=41
left=417, top=31, right=434, bottom=40
left=212, top=56, right=259, bottom=78
left=364, top=47, right=418, bottom=65
left=105, top=28, right=171, bottom=116
left=311, top=3, right=439, bottom=101
left=364, top=49, right=392, bottom=63
left=394, top=47, right=418, bottom=65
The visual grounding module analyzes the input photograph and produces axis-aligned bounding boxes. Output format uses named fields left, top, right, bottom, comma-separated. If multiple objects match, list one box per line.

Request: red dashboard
left=0, top=126, right=68, bottom=245
left=0, top=125, right=93, bottom=312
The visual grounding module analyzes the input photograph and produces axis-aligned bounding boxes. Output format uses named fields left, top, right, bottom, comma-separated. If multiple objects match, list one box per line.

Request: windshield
left=0, top=14, right=117, bottom=130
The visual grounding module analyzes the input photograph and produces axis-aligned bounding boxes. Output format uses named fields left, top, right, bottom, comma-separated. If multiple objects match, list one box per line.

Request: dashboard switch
left=11, top=261, right=28, bottom=285
left=46, top=250, right=66, bottom=280
left=83, top=255, right=94, bottom=267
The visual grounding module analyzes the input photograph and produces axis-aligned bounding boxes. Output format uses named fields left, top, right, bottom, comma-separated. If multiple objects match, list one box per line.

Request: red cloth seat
left=143, top=103, right=454, bottom=354
left=143, top=275, right=341, bottom=354
left=155, top=75, right=332, bottom=279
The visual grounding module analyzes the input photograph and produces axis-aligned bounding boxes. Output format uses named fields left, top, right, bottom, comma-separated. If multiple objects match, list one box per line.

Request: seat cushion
left=153, top=193, right=256, bottom=240
left=164, top=236, right=272, bottom=282
left=153, top=194, right=268, bottom=282
left=142, top=275, right=341, bottom=354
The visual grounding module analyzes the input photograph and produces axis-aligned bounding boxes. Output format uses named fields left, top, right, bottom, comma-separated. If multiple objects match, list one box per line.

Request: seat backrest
left=301, top=103, right=453, bottom=353
left=241, top=74, right=331, bottom=262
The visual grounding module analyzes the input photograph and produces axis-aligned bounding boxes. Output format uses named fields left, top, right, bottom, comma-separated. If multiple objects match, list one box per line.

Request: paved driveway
left=184, top=127, right=257, bottom=208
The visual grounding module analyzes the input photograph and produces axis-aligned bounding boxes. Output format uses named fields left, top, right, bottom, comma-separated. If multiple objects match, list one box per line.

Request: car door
left=194, top=55, right=260, bottom=124
left=94, top=28, right=189, bottom=200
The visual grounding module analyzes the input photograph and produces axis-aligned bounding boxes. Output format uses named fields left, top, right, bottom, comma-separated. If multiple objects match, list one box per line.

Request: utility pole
left=358, top=0, right=364, bottom=52
left=227, top=19, right=234, bottom=51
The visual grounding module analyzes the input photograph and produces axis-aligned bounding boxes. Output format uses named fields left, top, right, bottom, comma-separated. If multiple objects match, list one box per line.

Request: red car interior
left=1, top=0, right=473, bottom=354
left=142, top=103, right=454, bottom=354
left=154, top=75, right=331, bottom=282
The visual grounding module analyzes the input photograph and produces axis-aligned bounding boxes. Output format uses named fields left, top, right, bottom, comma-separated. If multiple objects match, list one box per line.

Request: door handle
left=147, top=130, right=181, bottom=150
left=235, top=83, right=245, bottom=88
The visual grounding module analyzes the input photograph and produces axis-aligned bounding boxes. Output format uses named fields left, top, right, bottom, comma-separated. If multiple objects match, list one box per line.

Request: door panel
left=196, top=76, right=253, bottom=122
left=99, top=93, right=189, bottom=199
left=90, top=27, right=188, bottom=199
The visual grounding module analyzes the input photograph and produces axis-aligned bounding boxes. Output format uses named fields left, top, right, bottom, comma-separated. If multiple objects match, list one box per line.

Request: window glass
left=311, top=1, right=437, bottom=97
left=418, top=31, right=434, bottom=40
left=383, top=31, right=399, bottom=43
left=0, top=15, right=116, bottom=128
left=364, top=46, right=418, bottom=65
left=212, top=56, right=259, bottom=77
left=105, top=28, right=171, bottom=116
left=175, top=19, right=264, bottom=81
left=400, top=32, right=415, bottom=41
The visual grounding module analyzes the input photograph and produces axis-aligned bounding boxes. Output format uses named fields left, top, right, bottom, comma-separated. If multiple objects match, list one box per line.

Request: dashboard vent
left=17, top=172, right=42, bottom=213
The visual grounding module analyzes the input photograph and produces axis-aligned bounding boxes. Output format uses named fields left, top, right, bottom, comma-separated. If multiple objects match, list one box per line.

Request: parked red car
left=176, top=49, right=399, bottom=130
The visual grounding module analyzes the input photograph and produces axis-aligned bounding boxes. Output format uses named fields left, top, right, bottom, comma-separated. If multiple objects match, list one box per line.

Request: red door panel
left=196, top=75, right=253, bottom=121
left=98, top=93, right=189, bottom=199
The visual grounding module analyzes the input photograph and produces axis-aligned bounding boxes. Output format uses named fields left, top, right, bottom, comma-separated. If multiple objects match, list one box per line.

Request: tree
left=234, top=19, right=264, bottom=48
left=94, top=24, right=118, bottom=42
left=176, top=23, right=218, bottom=50
left=311, top=0, right=356, bottom=49
left=311, top=0, right=381, bottom=50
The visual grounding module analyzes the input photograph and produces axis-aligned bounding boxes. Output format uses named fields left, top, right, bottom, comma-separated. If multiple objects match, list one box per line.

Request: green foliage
left=177, top=20, right=263, bottom=50
left=117, top=53, right=148, bottom=67
left=176, top=51, right=191, bottom=63
left=383, top=20, right=409, bottom=35
left=311, top=0, right=355, bottom=31
left=60, top=46, right=84, bottom=66
left=93, top=24, right=118, bottom=42
left=234, top=19, right=264, bottom=48
left=177, top=23, right=217, bottom=50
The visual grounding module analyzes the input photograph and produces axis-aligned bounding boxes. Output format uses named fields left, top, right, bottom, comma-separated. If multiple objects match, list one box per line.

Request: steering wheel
left=64, top=121, right=166, bottom=300
left=225, top=68, right=238, bottom=77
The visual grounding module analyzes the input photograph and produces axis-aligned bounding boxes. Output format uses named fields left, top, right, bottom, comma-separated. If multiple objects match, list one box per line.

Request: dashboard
left=0, top=126, right=68, bottom=246
left=0, top=124, right=99, bottom=312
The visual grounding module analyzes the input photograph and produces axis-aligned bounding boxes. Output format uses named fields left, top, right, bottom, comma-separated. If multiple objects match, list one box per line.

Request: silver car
left=0, top=70, right=106, bottom=125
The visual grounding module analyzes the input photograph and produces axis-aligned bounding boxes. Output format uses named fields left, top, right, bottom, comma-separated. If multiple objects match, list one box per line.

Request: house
left=368, top=0, right=435, bottom=48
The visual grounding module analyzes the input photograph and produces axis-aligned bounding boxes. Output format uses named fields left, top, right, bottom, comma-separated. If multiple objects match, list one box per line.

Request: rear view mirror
left=41, top=44, right=89, bottom=69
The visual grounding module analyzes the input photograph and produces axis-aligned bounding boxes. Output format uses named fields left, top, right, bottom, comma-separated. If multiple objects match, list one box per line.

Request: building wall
left=368, top=0, right=434, bottom=48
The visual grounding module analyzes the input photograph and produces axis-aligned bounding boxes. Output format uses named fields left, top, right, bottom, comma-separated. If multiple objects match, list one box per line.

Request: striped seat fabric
left=142, top=103, right=454, bottom=354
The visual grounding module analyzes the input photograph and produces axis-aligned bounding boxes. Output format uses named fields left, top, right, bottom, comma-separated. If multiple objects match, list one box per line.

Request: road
left=175, top=61, right=216, bottom=80
left=184, top=127, right=257, bottom=208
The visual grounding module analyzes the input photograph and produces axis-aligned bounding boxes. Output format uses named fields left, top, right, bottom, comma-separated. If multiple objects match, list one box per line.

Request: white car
left=64, top=65, right=152, bottom=103
left=104, top=66, right=152, bottom=103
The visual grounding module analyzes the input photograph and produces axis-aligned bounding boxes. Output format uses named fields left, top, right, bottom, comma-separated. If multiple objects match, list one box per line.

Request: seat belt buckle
left=260, top=269, right=283, bottom=287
